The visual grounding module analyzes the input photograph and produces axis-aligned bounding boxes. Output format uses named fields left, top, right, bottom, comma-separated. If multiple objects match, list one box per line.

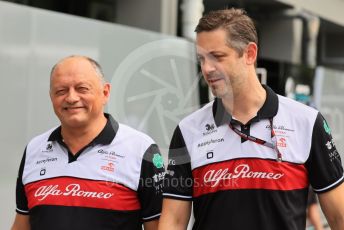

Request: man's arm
left=13, top=150, right=30, bottom=230
left=306, top=113, right=344, bottom=229
left=318, top=183, right=344, bottom=230
left=158, top=198, right=191, bottom=230
left=160, top=126, right=193, bottom=230
left=307, top=203, right=324, bottom=230
left=138, top=144, right=165, bottom=229
left=11, top=214, right=30, bottom=230
left=144, top=219, right=159, bottom=230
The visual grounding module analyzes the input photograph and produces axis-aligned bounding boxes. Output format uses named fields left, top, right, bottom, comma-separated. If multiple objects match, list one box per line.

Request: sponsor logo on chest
left=41, top=143, right=54, bottom=153
left=101, top=162, right=115, bottom=172
left=36, top=157, right=58, bottom=165
left=203, top=123, right=217, bottom=136
left=34, top=184, right=114, bottom=201
left=203, top=164, right=284, bottom=187
left=197, top=138, right=224, bottom=148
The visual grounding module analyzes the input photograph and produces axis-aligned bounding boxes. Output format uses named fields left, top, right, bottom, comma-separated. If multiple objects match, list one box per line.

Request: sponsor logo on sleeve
left=325, top=138, right=336, bottom=150
left=326, top=138, right=340, bottom=162
left=168, top=159, right=176, bottom=166
left=152, top=172, right=166, bottom=183
left=329, top=149, right=341, bottom=162
left=323, top=120, right=331, bottom=135
left=326, top=141, right=333, bottom=150
left=152, top=172, right=166, bottom=193
left=153, top=153, right=164, bottom=169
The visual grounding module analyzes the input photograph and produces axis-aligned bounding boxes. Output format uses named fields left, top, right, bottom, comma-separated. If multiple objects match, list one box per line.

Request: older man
left=12, top=56, right=164, bottom=230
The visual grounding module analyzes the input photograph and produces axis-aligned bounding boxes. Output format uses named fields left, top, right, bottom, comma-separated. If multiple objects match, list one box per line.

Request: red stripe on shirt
left=192, top=159, right=308, bottom=197
left=25, top=177, right=140, bottom=210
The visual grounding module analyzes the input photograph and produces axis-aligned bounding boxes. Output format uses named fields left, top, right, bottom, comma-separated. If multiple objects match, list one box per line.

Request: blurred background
left=1, top=0, right=343, bottom=229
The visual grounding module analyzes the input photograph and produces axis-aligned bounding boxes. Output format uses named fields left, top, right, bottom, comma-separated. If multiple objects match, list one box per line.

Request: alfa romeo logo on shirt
left=323, top=120, right=331, bottom=135
left=152, top=153, right=164, bottom=169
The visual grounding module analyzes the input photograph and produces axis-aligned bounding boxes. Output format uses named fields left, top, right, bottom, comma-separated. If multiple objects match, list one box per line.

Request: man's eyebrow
left=209, top=51, right=226, bottom=55
left=197, top=50, right=226, bottom=55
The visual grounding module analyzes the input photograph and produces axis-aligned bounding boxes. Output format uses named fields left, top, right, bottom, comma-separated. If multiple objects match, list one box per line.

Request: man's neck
left=222, top=80, right=266, bottom=125
left=61, top=115, right=107, bottom=154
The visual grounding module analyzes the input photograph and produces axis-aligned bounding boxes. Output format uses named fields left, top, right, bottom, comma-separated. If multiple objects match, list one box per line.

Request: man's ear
left=103, top=83, right=111, bottom=104
left=245, top=42, right=258, bottom=65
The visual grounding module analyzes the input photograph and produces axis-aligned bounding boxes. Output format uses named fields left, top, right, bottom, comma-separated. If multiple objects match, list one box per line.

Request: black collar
left=48, top=113, right=119, bottom=145
left=213, top=85, right=279, bottom=126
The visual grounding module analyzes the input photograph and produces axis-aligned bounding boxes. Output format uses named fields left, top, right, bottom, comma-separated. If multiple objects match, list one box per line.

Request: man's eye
left=78, top=87, right=89, bottom=92
left=212, top=55, right=224, bottom=61
left=55, top=90, right=66, bottom=95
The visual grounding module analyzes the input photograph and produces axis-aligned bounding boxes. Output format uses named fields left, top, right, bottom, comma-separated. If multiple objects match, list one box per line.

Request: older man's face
left=49, top=57, right=110, bottom=129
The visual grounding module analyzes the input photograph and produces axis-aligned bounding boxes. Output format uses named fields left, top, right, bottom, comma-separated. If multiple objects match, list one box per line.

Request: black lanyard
left=228, top=118, right=282, bottom=162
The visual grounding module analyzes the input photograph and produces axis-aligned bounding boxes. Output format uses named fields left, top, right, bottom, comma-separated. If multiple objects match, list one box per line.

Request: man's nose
left=201, top=58, right=216, bottom=75
left=65, top=89, right=79, bottom=103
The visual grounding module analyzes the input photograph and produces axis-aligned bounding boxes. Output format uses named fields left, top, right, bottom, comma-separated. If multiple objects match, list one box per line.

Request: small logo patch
left=206, top=151, right=214, bottom=159
left=101, top=162, right=115, bottom=172
left=40, top=168, right=46, bottom=176
left=152, top=153, right=164, bottom=169
left=323, top=120, right=331, bottom=135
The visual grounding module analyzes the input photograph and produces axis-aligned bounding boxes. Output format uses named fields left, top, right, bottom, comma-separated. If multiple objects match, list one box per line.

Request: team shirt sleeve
left=163, top=125, right=193, bottom=200
left=306, top=112, right=344, bottom=193
left=16, top=148, right=29, bottom=215
left=138, top=144, right=165, bottom=222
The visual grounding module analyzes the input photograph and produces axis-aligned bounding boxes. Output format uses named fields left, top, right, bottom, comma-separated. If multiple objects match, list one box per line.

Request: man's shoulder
left=277, top=95, right=319, bottom=131
left=117, top=122, right=155, bottom=145
left=27, top=127, right=58, bottom=147
left=23, top=127, right=59, bottom=158
left=277, top=95, right=318, bottom=117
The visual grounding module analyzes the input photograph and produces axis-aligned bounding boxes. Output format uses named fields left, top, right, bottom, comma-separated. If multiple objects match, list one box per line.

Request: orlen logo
left=277, top=138, right=287, bottom=148
left=101, top=162, right=115, bottom=172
